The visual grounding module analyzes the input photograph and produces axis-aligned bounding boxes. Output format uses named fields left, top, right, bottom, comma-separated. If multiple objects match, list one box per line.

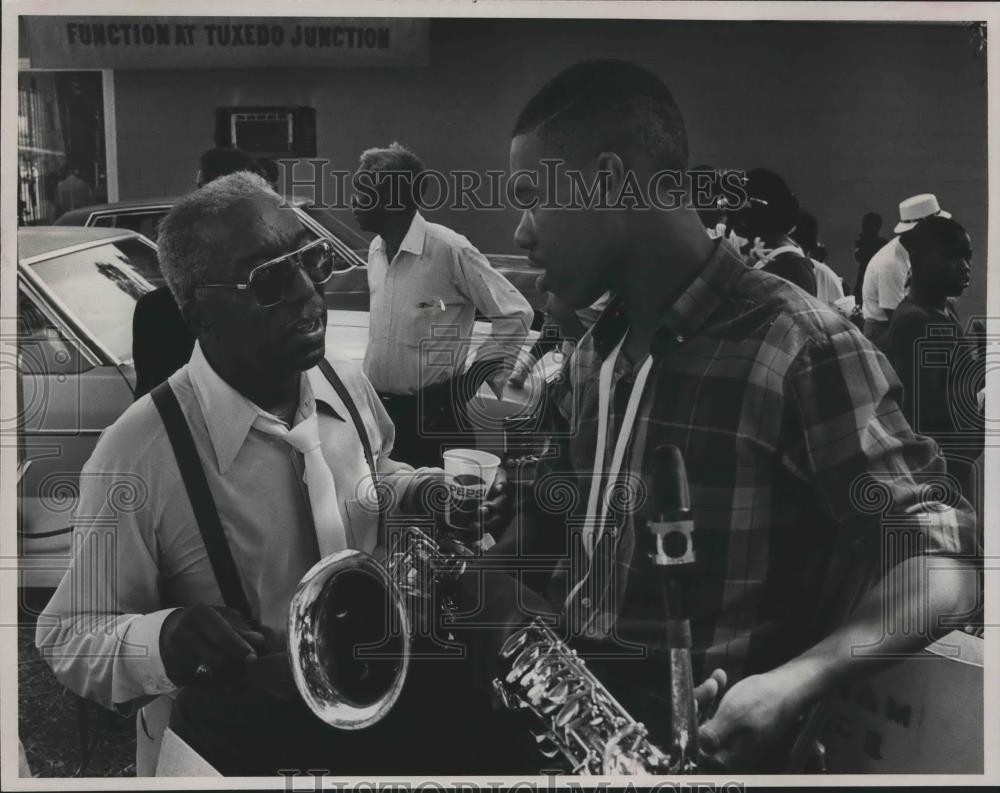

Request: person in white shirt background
left=860, top=192, right=951, bottom=351
left=790, top=208, right=848, bottom=307
left=35, top=172, right=512, bottom=775
left=727, top=167, right=818, bottom=296
left=352, top=142, right=534, bottom=467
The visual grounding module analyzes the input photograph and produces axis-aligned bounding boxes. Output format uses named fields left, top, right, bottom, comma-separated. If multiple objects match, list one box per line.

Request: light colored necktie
left=256, top=410, right=348, bottom=557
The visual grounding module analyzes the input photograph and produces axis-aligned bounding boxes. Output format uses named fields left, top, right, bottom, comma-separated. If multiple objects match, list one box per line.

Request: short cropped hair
left=512, top=59, right=688, bottom=171
left=861, top=211, right=883, bottom=236
left=900, top=215, right=970, bottom=261
left=158, top=171, right=277, bottom=313
left=734, top=168, right=800, bottom=236
left=198, top=147, right=263, bottom=187
left=357, top=142, right=425, bottom=209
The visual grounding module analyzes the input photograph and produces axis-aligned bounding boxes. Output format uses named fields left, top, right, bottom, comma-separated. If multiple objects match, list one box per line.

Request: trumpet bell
left=288, top=549, right=411, bottom=730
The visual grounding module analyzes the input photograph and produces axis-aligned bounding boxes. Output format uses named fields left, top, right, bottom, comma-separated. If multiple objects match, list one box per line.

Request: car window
left=92, top=211, right=168, bottom=244
left=300, top=205, right=372, bottom=259
left=28, top=240, right=155, bottom=363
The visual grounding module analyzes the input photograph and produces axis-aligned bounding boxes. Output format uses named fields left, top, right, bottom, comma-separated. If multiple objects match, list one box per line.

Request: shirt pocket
left=399, top=297, right=465, bottom=353
left=394, top=298, right=437, bottom=337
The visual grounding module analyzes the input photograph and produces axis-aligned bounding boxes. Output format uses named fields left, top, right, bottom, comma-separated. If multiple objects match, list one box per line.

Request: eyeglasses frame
left=197, top=237, right=336, bottom=306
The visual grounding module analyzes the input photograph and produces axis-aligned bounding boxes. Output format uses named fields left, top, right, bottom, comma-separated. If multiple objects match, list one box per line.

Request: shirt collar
left=188, top=343, right=343, bottom=475
left=305, top=364, right=348, bottom=424
left=398, top=211, right=427, bottom=256
left=590, top=238, right=746, bottom=359
left=372, top=212, right=426, bottom=260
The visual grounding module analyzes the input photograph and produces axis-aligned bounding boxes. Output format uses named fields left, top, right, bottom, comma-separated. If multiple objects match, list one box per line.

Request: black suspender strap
left=151, top=380, right=255, bottom=623
left=150, top=361, right=384, bottom=619
left=318, top=358, right=386, bottom=547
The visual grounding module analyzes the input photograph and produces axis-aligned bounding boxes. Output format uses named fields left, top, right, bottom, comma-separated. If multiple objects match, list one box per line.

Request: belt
left=378, top=391, right=417, bottom=404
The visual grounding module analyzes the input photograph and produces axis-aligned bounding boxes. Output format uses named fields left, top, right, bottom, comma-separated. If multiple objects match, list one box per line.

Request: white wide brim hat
left=894, top=193, right=951, bottom=233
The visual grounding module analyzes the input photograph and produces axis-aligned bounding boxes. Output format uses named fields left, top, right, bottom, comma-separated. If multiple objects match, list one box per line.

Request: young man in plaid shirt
left=493, top=59, right=979, bottom=772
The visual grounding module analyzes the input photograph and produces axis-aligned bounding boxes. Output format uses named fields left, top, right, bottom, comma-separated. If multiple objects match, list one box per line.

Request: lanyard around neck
left=752, top=241, right=804, bottom=269
left=581, top=332, right=655, bottom=556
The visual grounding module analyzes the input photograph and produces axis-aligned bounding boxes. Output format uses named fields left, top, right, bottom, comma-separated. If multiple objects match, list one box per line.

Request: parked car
left=16, top=227, right=557, bottom=593
left=17, top=227, right=158, bottom=590
left=55, top=197, right=546, bottom=321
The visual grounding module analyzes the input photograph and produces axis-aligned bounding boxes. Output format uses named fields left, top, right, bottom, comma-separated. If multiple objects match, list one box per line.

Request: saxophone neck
left=668, top=644, right=700, bottom=770
left=371, top=544, right=390, bottom=565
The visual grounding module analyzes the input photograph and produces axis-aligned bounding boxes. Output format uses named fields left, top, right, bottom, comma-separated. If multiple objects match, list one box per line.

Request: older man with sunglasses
left=36, top=172, right=512, bottom=775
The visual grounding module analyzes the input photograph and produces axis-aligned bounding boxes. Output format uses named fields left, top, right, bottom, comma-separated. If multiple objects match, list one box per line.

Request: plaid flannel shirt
left=538, top=239, right=977, bottom=690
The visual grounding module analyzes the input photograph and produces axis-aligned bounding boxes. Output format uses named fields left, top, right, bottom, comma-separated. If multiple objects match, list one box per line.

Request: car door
left=16, top=281, right=136, bottom=590
left=16, top=237, right=152, bottom=592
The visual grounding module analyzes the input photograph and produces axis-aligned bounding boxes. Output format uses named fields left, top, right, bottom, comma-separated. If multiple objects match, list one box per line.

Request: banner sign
left=20, top=16, right=429, bottom=69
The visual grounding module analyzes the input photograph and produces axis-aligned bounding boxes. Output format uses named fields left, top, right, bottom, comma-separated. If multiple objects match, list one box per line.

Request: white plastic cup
left=442, top=448, right=501, bottom=536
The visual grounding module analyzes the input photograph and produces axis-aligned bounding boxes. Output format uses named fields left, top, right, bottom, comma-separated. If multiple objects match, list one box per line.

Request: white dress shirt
left=861, top=237, right=910, bottom=321
left=36, top=343, right=435, bottom=711
left=363, top=212, right=533, bottom=394
left=812, top=259, right=846, bottom=305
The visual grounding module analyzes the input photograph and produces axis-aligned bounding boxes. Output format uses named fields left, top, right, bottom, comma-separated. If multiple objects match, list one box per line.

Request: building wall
left=114, top=18, right=988, bottom=318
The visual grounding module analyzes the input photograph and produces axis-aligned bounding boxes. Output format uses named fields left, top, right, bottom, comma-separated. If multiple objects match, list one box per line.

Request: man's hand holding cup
left=441, top=449, right=510, bottom=548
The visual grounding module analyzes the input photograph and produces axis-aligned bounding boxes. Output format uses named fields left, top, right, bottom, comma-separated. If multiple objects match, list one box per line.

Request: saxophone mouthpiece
left=655, top=445, right=691, bottom=514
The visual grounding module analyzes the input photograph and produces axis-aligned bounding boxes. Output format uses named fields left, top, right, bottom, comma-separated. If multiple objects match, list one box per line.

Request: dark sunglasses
left=199, top=238, right=335, bottom=307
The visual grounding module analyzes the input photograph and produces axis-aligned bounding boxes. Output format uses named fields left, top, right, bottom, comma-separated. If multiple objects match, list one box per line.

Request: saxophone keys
left=506, top=644, right=543, bottom=683
left=554, top=692, right=585, bottom=728
left=548, top=679, right=570, bottom=700
left=539, top=678, right=573, bottom=711
left=493, top=679, right=513, bottom=710
left=520, top=670, right=542, bottom=691
left=527, top=670, right=557, bottom=704
left=499, top=629, right=529, bottom=659
left=521, top=654, right=554, bottom=689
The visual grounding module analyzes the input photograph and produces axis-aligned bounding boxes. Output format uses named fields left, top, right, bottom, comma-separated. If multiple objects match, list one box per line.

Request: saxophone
left=287, top=525, right=471, bottom=730
left=493, top=618, right=692, bottom=774
left=286, top=446, right=700, bottom=775
left=490, top=444, right=701, bottom=775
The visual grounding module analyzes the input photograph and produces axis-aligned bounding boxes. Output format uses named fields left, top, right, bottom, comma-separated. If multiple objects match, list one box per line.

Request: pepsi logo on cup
left=446, top=473, right=487, bottom=534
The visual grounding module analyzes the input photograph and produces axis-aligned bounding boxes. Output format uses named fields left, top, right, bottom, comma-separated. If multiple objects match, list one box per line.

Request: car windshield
left=300, top=205, right=373, bottom=254
left=29, top=237, right=156, bottom=363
